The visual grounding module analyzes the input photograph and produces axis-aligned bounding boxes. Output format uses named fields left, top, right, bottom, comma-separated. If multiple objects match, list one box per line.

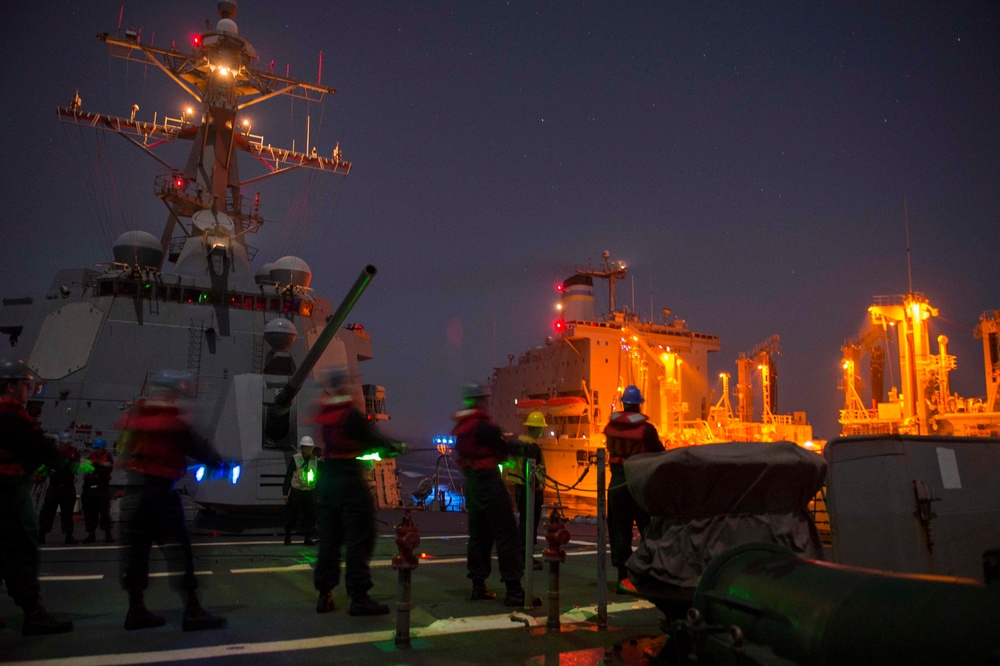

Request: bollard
left=391, top=509, right=420, bottom=648
left=542, top=506, right=570, bottom=630
left=596, top=448, right=607, bottom=629
left=523, top=458, right=536, bottom=610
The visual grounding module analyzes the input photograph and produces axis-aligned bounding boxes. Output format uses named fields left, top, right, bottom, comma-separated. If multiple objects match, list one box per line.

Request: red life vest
left=451, top=408, right=501, bottom=470
left=312, top=395, right=366, bottom=459
left=115, top=398, right=191, bottom=480
left=603, top=411, right=651, bottom=464
left=0, top=397, right=35, bottom=477
left=85, top=448, right=114, bottom=485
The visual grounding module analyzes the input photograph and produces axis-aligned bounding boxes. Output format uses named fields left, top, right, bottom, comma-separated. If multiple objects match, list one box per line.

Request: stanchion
left=543, top=506, right=570, bottom=630
left=523, top=459, right=536, bottom=610
left=392, top=509, right=420, bottom=648
left=596, top=448, right=607, bottom=629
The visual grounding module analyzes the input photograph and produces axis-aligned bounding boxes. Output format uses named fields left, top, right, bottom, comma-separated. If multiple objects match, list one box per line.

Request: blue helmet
left=621, top=385, right=644, bottom=405
left=92, top=438, right=107, bottom=448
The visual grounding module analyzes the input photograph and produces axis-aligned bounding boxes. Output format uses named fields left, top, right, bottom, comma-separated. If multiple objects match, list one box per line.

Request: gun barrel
left=270, top=264, right=377, bottom=420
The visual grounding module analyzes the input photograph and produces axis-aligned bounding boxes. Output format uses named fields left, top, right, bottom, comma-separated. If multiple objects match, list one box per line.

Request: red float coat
left=451, top=408, right=512, bottom=471
left=312, top=395, right=395, bottom=460
left=115, top=398, right=214, bottom=481
left=603, top=411, right=663, bottom=465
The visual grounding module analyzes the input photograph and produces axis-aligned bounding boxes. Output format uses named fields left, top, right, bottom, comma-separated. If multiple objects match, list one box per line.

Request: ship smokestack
left=562, top=274, right=595, bottom=322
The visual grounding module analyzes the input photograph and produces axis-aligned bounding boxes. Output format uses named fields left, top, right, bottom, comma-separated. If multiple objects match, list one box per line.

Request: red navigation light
left=555, top=283, right=564, bottom=292
left=174, top=177, right=186, bottom=188
left=554, top=318, right=566, bottom=333
left=192, top=34, right=202, bottom=48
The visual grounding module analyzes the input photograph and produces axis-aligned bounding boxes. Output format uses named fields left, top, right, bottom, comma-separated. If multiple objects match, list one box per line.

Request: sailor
left=452, top=383, right=535, bottom=606
left=282, top=435, right=318, bottom=546
left=81, top=438, right=114, bottom=543
left=115, top=371, right=229, bottom=631
left=0, top=358, right=74, bottom=635
left=602, top=385, right=664, bottom=593
left=508, top=410, right=546, bottom=571
left=312, top=367, right=404, bottom=616
left=37, top=431, right=80, bottom=545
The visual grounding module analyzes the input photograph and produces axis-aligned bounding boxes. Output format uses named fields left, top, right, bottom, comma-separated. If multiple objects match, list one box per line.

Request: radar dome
left=216, top=18, right=238, bottom=35
left=255, top=262, right=276, bottom=285
left=264, top=318, right=297, bottom=351
left=270, top=256, right=312, bottom=289
left=113, top=231, right=163, bottom=269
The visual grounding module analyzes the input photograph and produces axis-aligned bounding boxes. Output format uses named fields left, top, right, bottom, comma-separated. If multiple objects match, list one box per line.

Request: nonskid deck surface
left=1, top=509, right=664, bottom=665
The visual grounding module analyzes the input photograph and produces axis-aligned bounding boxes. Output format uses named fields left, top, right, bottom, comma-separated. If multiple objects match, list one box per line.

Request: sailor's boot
left=181, top=591, right=226, bottom=632
left=470, top=579, right=496, bottom=601
left=22, top=600, right=73, bottom=636
left=124, top=590, right=166, bottom=630
left=503, top=580, right=541, bottom=607
left=316, top=589, right=335, bottom=613
left=348, top=596, right=389, bottom=616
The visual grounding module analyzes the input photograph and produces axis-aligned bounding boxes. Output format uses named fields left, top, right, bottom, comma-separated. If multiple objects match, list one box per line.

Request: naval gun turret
left=265, top=265, right=377, bottom=442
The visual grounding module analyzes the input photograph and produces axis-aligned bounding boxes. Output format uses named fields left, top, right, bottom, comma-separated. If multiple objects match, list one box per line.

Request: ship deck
left=2, top=456, right=667, bottom=665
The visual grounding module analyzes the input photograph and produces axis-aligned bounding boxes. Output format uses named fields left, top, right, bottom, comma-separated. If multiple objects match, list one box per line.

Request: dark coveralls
left=115, top=398, right=222, bottom=596
left=38, top=443, right=79, bottom=541
left=509, top=435, right=545, bottom=555
left=312, top=395, right=397, bottom=600
left=0, top=398, right=71, bottom=612
left=452, top=408, right=523, bottom=584
left=603, top=411, right=663, bottom=580
left=81, top=448, right=114, bottom=540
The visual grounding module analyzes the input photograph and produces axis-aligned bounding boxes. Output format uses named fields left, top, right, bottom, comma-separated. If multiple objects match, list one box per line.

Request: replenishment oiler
left=489, top=250, right=815, bottom=497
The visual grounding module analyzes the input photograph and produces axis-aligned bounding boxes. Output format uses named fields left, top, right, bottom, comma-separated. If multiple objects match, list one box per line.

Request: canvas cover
left=625, top=441, right=827, bottom=590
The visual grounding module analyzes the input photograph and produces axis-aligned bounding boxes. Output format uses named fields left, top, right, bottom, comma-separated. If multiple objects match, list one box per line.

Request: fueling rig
left=839, top=294, right=1000, bottom=437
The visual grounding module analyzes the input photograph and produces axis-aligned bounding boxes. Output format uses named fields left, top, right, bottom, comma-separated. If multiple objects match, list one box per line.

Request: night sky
left=2, top=1, right=998, bottom=443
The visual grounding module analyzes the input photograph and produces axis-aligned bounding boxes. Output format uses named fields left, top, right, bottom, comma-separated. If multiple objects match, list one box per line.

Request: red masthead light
left=174, top=177, right=186, bottom=188
left=192, top=34, right=202, bottom=48
left=555, top=283, right=564, bottom=292
left=554, top=318, right=566, bottom=334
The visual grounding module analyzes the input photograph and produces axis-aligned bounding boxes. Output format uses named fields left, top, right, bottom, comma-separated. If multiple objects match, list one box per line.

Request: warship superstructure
left=489, top=251, right=813, bottom=496
left=0, top=1, right=395, bottom=515
left=839, top=293, right=1000, bottom=437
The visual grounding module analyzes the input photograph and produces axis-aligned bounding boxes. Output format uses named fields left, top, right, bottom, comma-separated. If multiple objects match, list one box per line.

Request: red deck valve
left=392, top=509, right=421, bottom=569
left=542, top=508, right=570, bottom=562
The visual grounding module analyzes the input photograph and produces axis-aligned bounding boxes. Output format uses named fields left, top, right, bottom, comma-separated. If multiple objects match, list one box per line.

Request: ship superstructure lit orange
left=839, top=294, right=1000, bottom=437
left=490, top=251, right=813, bottom=496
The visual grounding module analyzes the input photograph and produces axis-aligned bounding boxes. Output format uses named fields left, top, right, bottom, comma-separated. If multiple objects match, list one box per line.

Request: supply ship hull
left=490, top=254, right=814, bottom=497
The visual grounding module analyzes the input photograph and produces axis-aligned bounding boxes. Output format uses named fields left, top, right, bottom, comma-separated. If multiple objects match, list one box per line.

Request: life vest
left=451, top=408, right=502, bottom=471
left=115, top=398, right=191, bottom=480
left=312, top=395, right=366, bottom=459
left=290, top=452, right=318, bottom=490
left=506, top=434, right=544, bottom=487
left=0, top=397, right=34, bottom=477
left=84, top=449, right=114, bottom=486
left=603, top=411, right=651, bottom=464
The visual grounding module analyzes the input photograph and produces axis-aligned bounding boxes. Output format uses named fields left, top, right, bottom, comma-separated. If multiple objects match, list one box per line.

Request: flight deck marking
left=3, top=602, right=655, bottom=666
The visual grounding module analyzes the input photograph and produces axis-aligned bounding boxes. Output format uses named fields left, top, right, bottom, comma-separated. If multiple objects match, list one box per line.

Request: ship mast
left=56, top=1, right=350, bottom=288
left=576, top=250, right=628, bottom=316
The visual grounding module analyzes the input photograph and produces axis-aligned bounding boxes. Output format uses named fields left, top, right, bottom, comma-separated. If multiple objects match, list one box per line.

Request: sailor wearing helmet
left=0, top=358, right=74, bottom=635
left=282, top=435, right=318, bottom=546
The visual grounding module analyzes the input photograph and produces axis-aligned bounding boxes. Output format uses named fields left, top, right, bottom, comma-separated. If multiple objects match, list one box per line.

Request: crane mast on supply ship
left=838, top=294, right=1000, bottom=437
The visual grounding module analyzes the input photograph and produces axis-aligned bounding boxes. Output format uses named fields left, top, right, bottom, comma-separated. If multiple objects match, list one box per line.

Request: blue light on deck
left=230, top=464, right=241, bottom=485
left=194, top=465, right=206, bottom=482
